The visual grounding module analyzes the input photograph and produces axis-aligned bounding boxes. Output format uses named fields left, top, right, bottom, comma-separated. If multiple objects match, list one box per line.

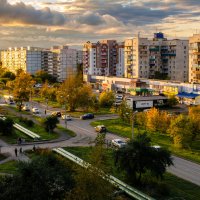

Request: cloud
left=0, top=0, right=66, bottom=25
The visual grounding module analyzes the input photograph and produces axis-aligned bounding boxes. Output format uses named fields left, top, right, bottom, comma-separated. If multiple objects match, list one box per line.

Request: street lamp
left=131, top=111, right=138, bottom=139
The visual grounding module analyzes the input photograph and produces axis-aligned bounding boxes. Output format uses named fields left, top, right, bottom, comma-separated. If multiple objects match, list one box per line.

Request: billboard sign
left=136, top=101, right=153, bottom=108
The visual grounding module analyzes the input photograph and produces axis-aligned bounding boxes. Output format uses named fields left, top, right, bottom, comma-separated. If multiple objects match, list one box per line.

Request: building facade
left=124, top=33, right=189, bottom=82
left=0, top=47, right=42, bottom=74
left=189, top=34, right=200, bottom=83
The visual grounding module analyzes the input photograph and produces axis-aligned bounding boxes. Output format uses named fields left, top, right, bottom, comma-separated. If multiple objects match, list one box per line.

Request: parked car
left=95, top=125, right=107, bottom=133
left=61, top=115, right=72, bottom=121
left=111, top=139, right=127, bottom=148
left=51, top=111, right=62, bottom=117
left=32, top=107, right=40, bottom=114
left=80, top=113, right=94, bottom=120
left=22, top=105, right=30, bottom=111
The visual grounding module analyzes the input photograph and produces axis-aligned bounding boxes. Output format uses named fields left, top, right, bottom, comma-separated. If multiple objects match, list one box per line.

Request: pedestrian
left=33, top=145, right=36, bottom=151
left=14, top=148, right=18, bottom=157
left=19, top=147, right=23, bottom=154
left=19, top=137, right=22, bottom=144
left=45, top=109, right=47, bottom=115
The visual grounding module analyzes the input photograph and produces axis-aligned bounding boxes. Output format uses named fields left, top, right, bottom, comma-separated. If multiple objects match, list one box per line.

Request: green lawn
left=64, top=146, right=200, bottom=200
left=0, top=160, right=18, bottom=174
left=91, top=118, right=200, bottom=164
left=56, top=125, right=76, bottom=137
left=14, top=118, right=59, bottom=140
left=0, top=129, right=33, bottom=144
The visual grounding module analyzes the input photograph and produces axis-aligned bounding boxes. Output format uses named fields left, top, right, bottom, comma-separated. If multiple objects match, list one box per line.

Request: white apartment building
left=0, top=46, right=42, bottom=74
left=189, top=34, right=200, bottom=83
left=51, top=45, right=78, bottom=82
left=124, top=33, right=189, bottom=82
left=116, top=42, right=125, bottom=77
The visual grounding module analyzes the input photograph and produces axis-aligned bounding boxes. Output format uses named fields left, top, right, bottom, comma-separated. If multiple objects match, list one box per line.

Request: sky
left=0, top=0, right=200, bottom=49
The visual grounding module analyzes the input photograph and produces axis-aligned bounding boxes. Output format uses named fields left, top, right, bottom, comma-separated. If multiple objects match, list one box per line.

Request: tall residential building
left=116, top=42, right=125, bottom=77
left=124, top=33, right=189, bottom=82
left=0, top=46, right=42, bottom=74
left=189, top=34, right=200, bottom=83
left=51, top=45, right=78, bottom=82
left=83, top=40, right=119, bottom=76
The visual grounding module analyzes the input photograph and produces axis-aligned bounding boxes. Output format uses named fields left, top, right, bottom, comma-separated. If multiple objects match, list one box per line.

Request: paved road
left=0, top=101, right=200, bottom=186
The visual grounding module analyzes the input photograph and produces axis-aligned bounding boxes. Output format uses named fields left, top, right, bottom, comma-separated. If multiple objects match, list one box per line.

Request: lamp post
left=131, top=111, right=138, bottom=140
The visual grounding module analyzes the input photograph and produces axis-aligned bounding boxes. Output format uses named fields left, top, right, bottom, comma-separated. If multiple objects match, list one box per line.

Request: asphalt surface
left=0, top=100, right=200, bottom=186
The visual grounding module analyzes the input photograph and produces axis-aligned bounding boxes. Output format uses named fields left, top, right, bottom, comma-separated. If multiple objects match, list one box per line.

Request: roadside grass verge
left=91, top=118, right=200, bottom=164
left=57, top=125, right=76, bottom=137
left=64, top=146, right=200, bottom=200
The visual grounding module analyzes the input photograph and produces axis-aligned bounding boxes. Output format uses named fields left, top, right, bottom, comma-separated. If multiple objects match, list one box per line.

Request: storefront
left=176, top=92, right=200, bottom=105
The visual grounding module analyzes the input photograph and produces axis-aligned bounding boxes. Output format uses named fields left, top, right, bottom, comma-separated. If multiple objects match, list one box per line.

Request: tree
left=35, top=70, right=57, bottom=83
left=43, top=116, right=59, bottom=133
left=167, top=115, right=193, bottom=148
left=135, top=112, right=147, bottom=129
left=39, top=81, right=57, bottom=101
left=146, top=108, right=170, bottom=133
left=1, top=71, right=16, bottom=80
left=13, top=72, right=35, bottom=111
left=118, top=100, right=132, bottom=123
left=99, top=91, right=115, bottom=108
left=167, top=95, right=178, bottom=107
left=188, top=106, right=200, bottom=141
left=114, top=133, right=173, bottom=185
left=56, top=75, right=83, bottom=111
left=0, top=117, right=14, bottom=136
left=0, top=152, right=74, bottom=200
left=66, top=146, right=113, bottom=200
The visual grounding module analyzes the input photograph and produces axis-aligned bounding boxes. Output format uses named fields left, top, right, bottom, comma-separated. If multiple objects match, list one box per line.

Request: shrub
left=19, top=117, right=34, bottom=127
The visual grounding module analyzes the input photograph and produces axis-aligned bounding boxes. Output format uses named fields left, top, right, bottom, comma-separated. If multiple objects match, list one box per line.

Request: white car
left=61, top=115, right=72, bottom=121
left=32, top=107, right=40, bottom=114
left=22, top=105, right=30, bottom=111
left=111, top=139, right=127, bottom=148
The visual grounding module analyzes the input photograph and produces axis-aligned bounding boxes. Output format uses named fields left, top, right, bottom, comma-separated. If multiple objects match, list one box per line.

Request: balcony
left=149, top=46, right=160, bottom=51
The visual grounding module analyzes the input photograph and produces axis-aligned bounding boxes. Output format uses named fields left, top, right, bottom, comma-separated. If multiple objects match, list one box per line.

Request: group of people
left=14, top=145, right=36, bottom=157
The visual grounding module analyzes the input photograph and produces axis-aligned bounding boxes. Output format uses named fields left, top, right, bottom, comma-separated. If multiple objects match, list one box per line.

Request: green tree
left=43, top=116, right=59, bottom=133
left=13, top=72, right=35, bottom=111
left=0, top=117, right=14, bottom=135
left=66, top=146, right=113, bottom=200
left=115, top=133, right=173, bottom=185
left=35, top=70, right=57, bottom=83
left=0, top=152, right=74, bottom=200
left=1, top=71, right=16, bottom=80
left=99, top=91, right=115, bottom=108
left=167, top=115, right=193, bottom=148
left=118, top=100, right=132, bottom=123
left=168, top=95, right=178, bottom=107
left=39, top=81, right=57, bottom=101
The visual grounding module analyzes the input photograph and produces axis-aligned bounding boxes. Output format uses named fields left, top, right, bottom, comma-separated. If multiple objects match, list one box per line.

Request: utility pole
left=131, top=111, right=138, bottom=139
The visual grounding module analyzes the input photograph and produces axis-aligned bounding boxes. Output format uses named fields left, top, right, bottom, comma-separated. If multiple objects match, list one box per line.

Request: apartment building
left=50, top=45, right=78, bottom=82
left=0, top=46, right=42, bottom=74
left=83, top=40, right=119, bottom=76
left=189, top=34, right=200, bottom=83
left=124, top=33, right=189, bottom=82
left=116, top=42, right=125, bottom=77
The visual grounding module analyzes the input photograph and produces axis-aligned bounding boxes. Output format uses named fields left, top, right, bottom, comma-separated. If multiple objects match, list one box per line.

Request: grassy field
left=91, top=118, right=200, bottom=164
left=64, top=146, right=200, bottom=200
left=14, top=118, right=59, bottom=141
left=0, top=160, right=18, bottom=174
left=0, top=129, right=33, bottom=144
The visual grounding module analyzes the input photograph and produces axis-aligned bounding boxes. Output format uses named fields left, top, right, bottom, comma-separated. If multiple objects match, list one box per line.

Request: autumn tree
left=118, top=100, right=132, bottom=123
left=188, top=105, right=200, bottom=141
left=146, top=108, right=170, bottom=133
left=13, top=72, right=35, bottom=111
left=167, top=115, right=194, bottom=148
left=39, top=81, right=57, bottom=101
left=168, top=95, right=178, bottom=107
left=57, top=75, right=94, bottom=112
left=99, top=91, right=115, bottom=108
left=35, top=70, right=57, bottom=83
left=135, top=112, right=147, bottom=129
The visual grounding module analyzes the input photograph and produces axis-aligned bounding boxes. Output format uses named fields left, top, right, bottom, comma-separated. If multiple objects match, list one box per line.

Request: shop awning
left=176, top=92, right=199, bottom=99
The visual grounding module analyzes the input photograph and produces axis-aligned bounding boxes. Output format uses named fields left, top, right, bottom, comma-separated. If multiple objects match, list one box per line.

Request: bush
left=0, top=117, right=14, bottom=135
left=19, top=117, right=34, bottom=127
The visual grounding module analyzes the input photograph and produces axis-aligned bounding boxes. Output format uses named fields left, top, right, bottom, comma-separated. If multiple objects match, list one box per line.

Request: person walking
left=14, top=148, right=18, bottom=157
left=45, top=109, right=47, bottom=115
left=19, top=147, right=23, bottom=154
